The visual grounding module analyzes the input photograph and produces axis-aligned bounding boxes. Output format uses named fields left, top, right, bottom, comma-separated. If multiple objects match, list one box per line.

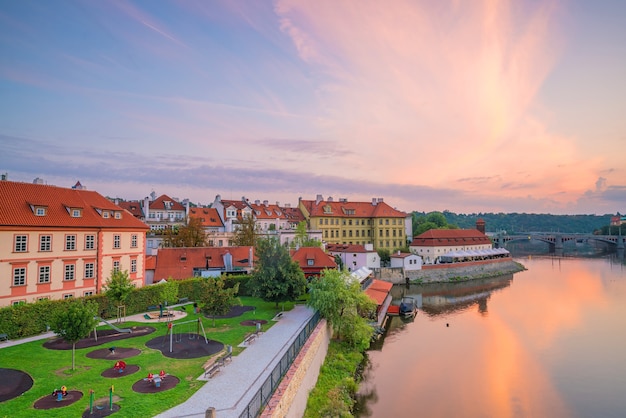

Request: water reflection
left=355, top=256, right=626, bottom=418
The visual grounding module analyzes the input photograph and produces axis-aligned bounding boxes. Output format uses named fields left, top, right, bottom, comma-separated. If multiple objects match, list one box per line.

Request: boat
left=399, top=296, right=418, bottom=318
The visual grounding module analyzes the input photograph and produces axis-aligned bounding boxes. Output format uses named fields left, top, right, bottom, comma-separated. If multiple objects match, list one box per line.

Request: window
left=35, top=207, right=46, bottom=216
left=14, top=235, right=27, bottom=252
left=131, top=234, right=138, bottom=248
left=63, top=294, right=74, bottom=299
left=85, top=263, right=95, bottom=279
left=85, top=235, right=95, bottom=250
left=113, top=261, right=120, bottom=272
left=84, top=291, right=94, bottom=297
left=113, top=235, right=121, bottom=249
left=13, top=267, right=26, bottom=286
left=65, top=235, right=76, bottom=251
left=64, top=264, right=75, bottom=281
left=39, top=235, right=51, bottom=252
left=38, top=296, right=49, bottom=301
left=114, top=212, right=121, bottom=219
left=38, top=266, right=51, bottom=283
left=131, top=259, right=137, bottom=273
left=307, top=259, right=314, bottom=266
left=12, top=300, right=26, bottom=306
left=71, top=209, right=81, bottom=217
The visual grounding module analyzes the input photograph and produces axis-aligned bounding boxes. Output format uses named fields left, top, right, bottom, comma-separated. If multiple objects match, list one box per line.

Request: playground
left=0, top=298, right=281, bottom=417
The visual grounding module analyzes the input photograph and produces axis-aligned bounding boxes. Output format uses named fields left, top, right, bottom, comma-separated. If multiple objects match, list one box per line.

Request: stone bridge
left=493, top=233, right=625, bottom=252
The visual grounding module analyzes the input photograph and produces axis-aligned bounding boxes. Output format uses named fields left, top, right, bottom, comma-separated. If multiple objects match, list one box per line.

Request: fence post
left=205, top=407, right=216, bottom=418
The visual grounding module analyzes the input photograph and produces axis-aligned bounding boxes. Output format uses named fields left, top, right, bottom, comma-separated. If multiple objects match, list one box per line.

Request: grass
left=0, top=297, right=292, bottom=418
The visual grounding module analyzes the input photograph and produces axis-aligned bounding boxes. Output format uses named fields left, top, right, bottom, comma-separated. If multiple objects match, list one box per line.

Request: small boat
left=399, top=296, right=418, bottom=318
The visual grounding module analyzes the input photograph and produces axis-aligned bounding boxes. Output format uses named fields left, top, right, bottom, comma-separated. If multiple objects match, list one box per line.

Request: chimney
left=372, top=198, right=377, bottom=206
left=316, top=194, right=323, bottom=205
left=476, top=218, right=486, bottom=234
left=255, top=200, right=260, bottom=205
left=328, top=196, right=333, bottom=202
left=263, top=200, right=268, bottom=207
left=276, top=201, right=280, bottom=207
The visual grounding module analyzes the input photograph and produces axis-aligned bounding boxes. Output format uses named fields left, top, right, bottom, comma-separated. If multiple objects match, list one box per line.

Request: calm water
left=355, top=256, right=626, bottom=418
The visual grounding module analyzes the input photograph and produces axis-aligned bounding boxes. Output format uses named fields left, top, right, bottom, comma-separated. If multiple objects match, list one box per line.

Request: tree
left=103, top=269, right=135, bottom=322
left=292, top=221, right=321, bottom=248
left=162, top=217, right=207, bottom=247
left=377, top=248, right=390, bottom=267
left=307, top=269, right=376, bottom=350
left=50, top=300, right=99, bottom=370
left=155, top=280, right=179, bottom=307
left=250, top=237, right=307, bottom=309
left=200, top=277, right=240, bottom=326
left=233, top=214, right=259, bottom=247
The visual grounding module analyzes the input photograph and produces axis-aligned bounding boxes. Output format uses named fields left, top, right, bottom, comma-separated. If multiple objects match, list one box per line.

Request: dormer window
left=35, top=207, right=46, bottom=216
left=71, top=209, right=82, bottom=217
left=114, top=212, right=121, bottom=219
left=103, top=211, right=110, bottom=219
left=307, top=259, right=314, bottom=266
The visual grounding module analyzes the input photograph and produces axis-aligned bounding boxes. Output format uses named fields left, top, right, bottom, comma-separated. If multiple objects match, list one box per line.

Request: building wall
left=410, top=243, right=492, bottom=264
left=0, top=227, right=145, bottom=307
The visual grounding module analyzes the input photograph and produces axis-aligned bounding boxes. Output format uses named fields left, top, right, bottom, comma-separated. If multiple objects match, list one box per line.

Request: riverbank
left=407, top=259, right=525, bottom=283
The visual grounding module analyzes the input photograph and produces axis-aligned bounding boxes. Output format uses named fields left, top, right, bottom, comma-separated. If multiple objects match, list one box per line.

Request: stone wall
left=260, top=319, right=331, bottom=418
left=375, top=259, right=525, bottom=284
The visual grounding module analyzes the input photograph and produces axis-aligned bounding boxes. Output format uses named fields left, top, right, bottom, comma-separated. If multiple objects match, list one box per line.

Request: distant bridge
left=493, top=233, right=625, bottom=252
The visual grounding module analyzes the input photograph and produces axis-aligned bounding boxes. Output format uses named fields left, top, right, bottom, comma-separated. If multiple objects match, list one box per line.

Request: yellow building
left=0, top=180, right=149, bottom=307
left=299, top=195, right=409, bottom=250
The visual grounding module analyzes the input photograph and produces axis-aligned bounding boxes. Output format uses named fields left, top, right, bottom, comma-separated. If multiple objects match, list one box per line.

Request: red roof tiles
left=410, top=229, right=491, bottom=247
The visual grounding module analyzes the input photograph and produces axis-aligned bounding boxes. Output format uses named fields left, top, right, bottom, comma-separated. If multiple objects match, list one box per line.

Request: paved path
left=155, top=304, right=315, bottom=418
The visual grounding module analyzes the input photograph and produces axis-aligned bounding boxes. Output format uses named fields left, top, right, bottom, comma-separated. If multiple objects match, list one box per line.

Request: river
left=354, top=255, right=626, bottom=418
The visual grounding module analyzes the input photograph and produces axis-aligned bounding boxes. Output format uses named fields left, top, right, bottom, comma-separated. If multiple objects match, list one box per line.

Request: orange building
left=0, top=180, right=149, bottom=307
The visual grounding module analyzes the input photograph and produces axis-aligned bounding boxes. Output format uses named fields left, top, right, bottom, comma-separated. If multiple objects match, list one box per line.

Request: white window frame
left=13, top=267, right=26, bottom=286
left=64, top=264, right=75, bottom=281
left=15, top=235, right=27, bottom=252
left=38, top=266, right=51, bottom=283
left=39, top=235, right=51, bottom=252
left=65, top=235, right=76, bottom=251
left=113, top=235, right=121, bottom=249
left=131, top=259, right=137, bottom=273
left=85, top=235, right=95, bottom=250
left=85, top=263, right=95, bottom=279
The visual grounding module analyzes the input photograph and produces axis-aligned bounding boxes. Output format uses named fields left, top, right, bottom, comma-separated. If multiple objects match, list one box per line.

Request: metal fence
left=238, top=310, right=321, bottom=418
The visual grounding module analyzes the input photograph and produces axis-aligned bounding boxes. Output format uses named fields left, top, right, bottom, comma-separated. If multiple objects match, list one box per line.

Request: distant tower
left=476, top=218, right=486, bottom=234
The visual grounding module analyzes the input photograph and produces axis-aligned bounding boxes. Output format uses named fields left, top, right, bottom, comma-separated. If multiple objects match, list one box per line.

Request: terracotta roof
left=153, top=246, right=253, bottom=280
left=390, top=252, right=415, bottom=258
left=0, top=180, right=148, bottom=229
left=249, top=202, right=286, bottom=220
left=410, top=229, right=491, bottom=247
left=291, top=247, right=337, bottom=270
left=282, top=207, right=305, bottom=223
left=189, top=207, right=224, bottom=228
left=300, top=198, right=406, bottom=218
left=149, top=194, right=186, bottom=211
left=116, top=200, right=144, bottom=218
left=364, top=279, right=392, bottom=305
left=145, top=255, right=157, bottom=270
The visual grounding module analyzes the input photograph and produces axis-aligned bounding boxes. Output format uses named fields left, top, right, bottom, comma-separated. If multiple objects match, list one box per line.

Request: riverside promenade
left=155, top=304, right=315, bottom=418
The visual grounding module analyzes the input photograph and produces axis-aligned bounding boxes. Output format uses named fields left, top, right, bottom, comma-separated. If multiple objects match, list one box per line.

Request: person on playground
left=61, top=386, right=68, bottom=397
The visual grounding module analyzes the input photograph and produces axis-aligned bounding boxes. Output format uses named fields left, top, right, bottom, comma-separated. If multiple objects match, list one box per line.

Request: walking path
left=0, top=304, right=316, bottom=418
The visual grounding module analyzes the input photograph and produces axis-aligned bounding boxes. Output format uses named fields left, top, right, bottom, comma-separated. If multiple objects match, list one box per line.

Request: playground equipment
left=164, top=318, right=208, bottom=352
left=93, top=317, right=131, bottom=341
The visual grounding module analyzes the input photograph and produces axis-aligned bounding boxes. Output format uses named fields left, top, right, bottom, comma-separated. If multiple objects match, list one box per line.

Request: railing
left=238, top=311, right=321, bottom=418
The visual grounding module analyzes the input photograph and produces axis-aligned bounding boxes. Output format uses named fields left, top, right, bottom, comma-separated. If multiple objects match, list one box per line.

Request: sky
left=1, top=0, right=624, bottom=215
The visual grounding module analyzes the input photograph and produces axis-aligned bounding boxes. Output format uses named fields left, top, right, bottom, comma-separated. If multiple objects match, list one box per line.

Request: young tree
left=250, top=237, right=307, bottom=309
left=307, top=269, right=375, bottom=350
left=103, top=269, right=135, bottom=322
left=292, top=221, right=321, bottom=248
left=50, top=300, right=99, bottom=370
left=377, top=248, right=390, bottom=267
left=162, top=217, right=207, bottom=247
left=233, top=214, right=259, bottom=247
left=200, top=277, right=240, bottom=326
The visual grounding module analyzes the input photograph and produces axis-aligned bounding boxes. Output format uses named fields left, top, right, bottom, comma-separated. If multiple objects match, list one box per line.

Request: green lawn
left=0, top=298, right=291, bottom=418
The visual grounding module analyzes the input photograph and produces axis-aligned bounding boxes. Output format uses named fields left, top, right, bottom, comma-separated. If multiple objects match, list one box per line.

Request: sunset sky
left=1, top=0, right=624, bottom=215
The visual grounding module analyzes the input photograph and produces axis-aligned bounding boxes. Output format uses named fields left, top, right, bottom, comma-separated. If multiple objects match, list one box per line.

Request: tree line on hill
left=412, top=211, right=615, bottom=235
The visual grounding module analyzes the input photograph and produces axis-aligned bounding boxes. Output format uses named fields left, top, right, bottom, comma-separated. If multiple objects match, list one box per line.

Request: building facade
left=0, top=180, right=149, bottom=307
left=299, top=195, right=410, bottom=250
left=326, top=243, right=380, bottom=271
left=409, top=229, right=492, bottom=264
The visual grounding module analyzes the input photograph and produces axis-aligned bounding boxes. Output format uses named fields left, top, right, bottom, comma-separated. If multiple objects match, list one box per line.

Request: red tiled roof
left=365, top=279, right=392, bottom=305
left=145, top=255, right=157, bottom=270
left=153, top=247, right=253, bottom=280
left=410, top=229, right=491, bottom=247
left=117, top=200, right=144, bottom=218
left=0, top=181, right=148, bottom=230
left=249, top=202, right=286, bottom=220
left=291, top=247, right=337, bottom=270
left=390, top=252, right=414, bottom=258
left=149, top=194, right=186, bottom=211
left=189, top=207, right=224, bottom=228
left=300, top=198, right=406, bottom=218
left=282, top=207, right=305, bottom=223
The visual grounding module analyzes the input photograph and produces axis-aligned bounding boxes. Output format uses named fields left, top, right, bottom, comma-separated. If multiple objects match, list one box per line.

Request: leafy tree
left=233, top=214, right=259, bottom=247
left=104, top=270, right=135, bottom=321
left=156, top=280, right=179, bottom=307
left=377, top=248, right=390, bottom=267
left=200, top=278, right=240, bottom=326
left=162, top=217, right=207, bottom=247
left=334, top=254, right=344, bottom=270
left=49, top=300, right=99, bottom=370
left=307, top=269, right=376, bottom=350
left=250, top=237, right=307, bottom=309
left=292, top=221, right=321, bottom=248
